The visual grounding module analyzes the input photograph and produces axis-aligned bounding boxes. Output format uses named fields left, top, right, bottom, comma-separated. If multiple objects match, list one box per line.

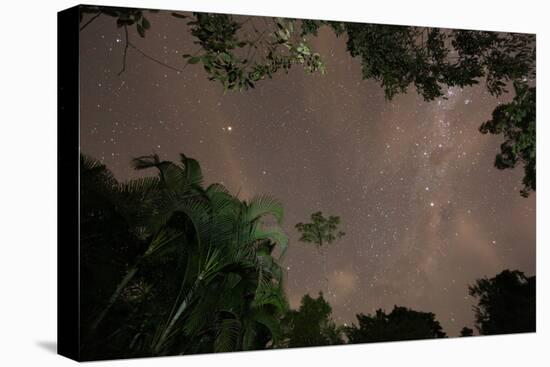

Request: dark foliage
left=78, top=154, right=534, bottom=358
left=345, top=306, right=446, bottom=343
left=301, top=22, right=534, bottom=100
left=459, top=327, right=474, bottom=337
left=79, top=7, right=536, bottom=197
left=295, top=211, right=345, bottom=249
left=80, top=5, right=157, bottom=37
left=295, top=212, right=345, bottom=288
left=469, top=269, right=535, bottom=335
left=479, top=82, right=536, bottom=197
left=282, top=293, right=344, bottom=348
left=79, top=153, right=289, bottom=359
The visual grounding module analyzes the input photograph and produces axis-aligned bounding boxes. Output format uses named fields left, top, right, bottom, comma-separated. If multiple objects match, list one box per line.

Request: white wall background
left=0, top=0, right=547, bottom=366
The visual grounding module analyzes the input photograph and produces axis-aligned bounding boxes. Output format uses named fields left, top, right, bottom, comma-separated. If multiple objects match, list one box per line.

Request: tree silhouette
left=345, top=306, right=446, bottom=343
left=295, top=211, right=345, bottom=292
left=282, top=293, right=343, bottom=348
left=459, top=327, right=474, bottom=337
left=469, top=269, right=535, bottom=335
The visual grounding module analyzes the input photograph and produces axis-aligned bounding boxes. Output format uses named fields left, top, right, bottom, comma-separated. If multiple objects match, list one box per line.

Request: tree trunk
left=153, top=276, right=202, bottom=354
left=91, top=265, right=139, bottom=331
left=317, top=245, right=329, bottom=296
left=322, top=248, right=329, bottom=296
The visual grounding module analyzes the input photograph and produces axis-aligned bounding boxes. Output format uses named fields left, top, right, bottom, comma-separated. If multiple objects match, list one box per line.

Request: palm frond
left=131, top=154, right=161, bottom=170
left=244, top=195, right=284, bottom=225
left=143, top=227, right=184, bottom=257
left=214, top=313, right=241, bottom=353
left=251, top=308, right=283, bottom=344
left=248, top=226, right=289, bottom=259
left=180, top=153, right=204, bottom=186
left=116, top=176, right=160, bottom=197
left=80, top=153, right=118, bottom=190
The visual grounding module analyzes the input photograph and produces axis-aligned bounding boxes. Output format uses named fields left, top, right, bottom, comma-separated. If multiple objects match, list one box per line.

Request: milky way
left=79, top=10, right=535, bottom=336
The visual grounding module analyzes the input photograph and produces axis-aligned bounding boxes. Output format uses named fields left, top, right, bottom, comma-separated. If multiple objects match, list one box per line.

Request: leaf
left=116, top=18, right=134, bottom=28
left=188, top=56, right=201, bottom=64
left=220, top=52, right=232, bottom=63
left=137, top=23, right=145, bottom=38
left=214, top=315, right=241, bottom=352
left=245, top=195, right=284, bottom=224
left=179, top=153, right=203, bottom=185
left=142, top=17, right=151, bottom=30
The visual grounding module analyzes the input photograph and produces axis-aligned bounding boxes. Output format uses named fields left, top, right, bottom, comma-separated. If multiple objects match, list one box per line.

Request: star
left=79, top=13, right=535, bottom=340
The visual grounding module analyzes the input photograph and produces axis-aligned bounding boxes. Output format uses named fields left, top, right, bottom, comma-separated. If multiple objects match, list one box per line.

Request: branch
left=127, top=42, right=187, bottom=73
left=80, top=11, right=103, bottom=31
left=118, top=25, right=129, bottom=76
left=119, top=30, right=203, bottom=76
left=245, top=29, right=268, bottom=64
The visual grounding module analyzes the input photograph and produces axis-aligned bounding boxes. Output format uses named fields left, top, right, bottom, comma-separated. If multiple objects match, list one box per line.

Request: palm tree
left=80, top=152, right=289, bottom=359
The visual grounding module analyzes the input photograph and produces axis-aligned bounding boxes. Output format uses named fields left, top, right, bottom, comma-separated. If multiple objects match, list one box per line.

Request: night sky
left=79, top=10, right=536, bottom=337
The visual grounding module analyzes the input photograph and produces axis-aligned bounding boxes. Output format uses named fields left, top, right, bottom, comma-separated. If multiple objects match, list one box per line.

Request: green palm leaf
left=244, top=195, right=284, bottom=224
left=214, top=313, right=242, bottom=352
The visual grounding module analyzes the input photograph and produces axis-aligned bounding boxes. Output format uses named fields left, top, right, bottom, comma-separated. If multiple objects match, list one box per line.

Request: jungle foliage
left=80, top=153, right=535, bottom=359
left=282, top=293, right=344, bottom=348
left=345, top=306, right=447, bottom=343
left=81, top=152, right=289, bottom=359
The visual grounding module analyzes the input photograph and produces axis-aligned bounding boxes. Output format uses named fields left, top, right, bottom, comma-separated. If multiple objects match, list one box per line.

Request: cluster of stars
left=79, top=10, right=535, bottom=337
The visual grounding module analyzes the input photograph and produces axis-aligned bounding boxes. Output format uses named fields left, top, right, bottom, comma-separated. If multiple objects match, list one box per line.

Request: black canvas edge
left=58, top=4, right=81, bottom=362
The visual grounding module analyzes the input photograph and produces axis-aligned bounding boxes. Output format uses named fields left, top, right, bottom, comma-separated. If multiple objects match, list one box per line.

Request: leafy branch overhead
left=80, top=6, right=156, bottom=36
left=182, top=14, right=325, bottom=91
left=79, top=6, right=536, bottom=197
left=479, top=82, right=535, bottom=197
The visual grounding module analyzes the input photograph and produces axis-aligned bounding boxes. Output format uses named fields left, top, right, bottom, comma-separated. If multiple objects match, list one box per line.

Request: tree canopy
left=459, top=326, right=474, bottom=337
left=282, top=293, right=344, bottom=348
left=295, top=211, right=345, bottom=289
left=345, top=305, right=447, bottom=343
left=469, top=269, right=536, bottom=335
left=79, top=6, right=536, bottom=197
left=79, top=153, right=534, bottom=359
left=295, top=211, right=345, bottom=250
left=479, top=82, right=535, bottom=197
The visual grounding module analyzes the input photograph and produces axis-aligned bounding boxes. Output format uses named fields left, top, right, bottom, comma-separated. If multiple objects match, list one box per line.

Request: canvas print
left=62, top=4, right=536, bottom=361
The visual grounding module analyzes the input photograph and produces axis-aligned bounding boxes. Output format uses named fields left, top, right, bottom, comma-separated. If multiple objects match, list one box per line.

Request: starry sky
left=79, top=10, right=536, bottom=337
